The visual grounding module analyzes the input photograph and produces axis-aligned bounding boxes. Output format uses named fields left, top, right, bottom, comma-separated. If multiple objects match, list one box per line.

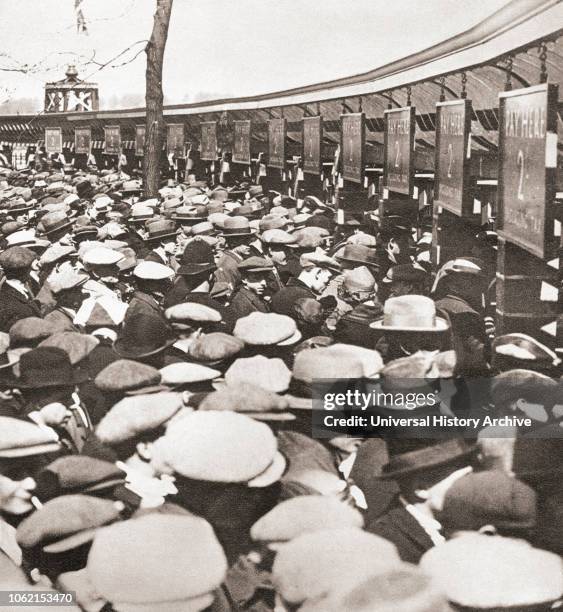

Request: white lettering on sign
left=504, top=106, right=546, bottom=139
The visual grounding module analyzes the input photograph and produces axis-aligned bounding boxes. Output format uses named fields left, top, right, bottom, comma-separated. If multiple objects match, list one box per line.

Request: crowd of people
left=0, top=160, right=561, bottom=611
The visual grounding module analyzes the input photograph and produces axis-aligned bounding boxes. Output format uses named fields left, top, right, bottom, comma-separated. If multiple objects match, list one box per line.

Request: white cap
left=134, top=261, right=175, bottom=280
left=82, top=247, right=124, bottom=266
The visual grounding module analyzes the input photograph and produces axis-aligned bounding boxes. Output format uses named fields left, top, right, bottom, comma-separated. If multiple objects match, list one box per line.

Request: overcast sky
left=0, top=0, right=512, bottom=111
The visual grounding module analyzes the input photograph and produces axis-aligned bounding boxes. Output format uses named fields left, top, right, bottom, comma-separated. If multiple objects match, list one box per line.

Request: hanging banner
left=302, top=116, right=323, bottom=175
left=498, top=83, right=558, bottom=259
left=384, top=106, right=415, bottom=195
left=268, top=118, right=286, bottom=169
left=233, top=120, right=251, bottom=164
left=45, top=127, right=63, bottom=154
left=104, top=126, right=121, bottom=155
left=167, top=123, right=185, bottom=157
left=74, top=127, right=91, bottom=154
left=341, top=113, right=365, bottom=184
left=434, top=99, right=472, bottom=217
left=135, top=125, right=145, bottom=157
left=200, top=121, right=217, bottom=161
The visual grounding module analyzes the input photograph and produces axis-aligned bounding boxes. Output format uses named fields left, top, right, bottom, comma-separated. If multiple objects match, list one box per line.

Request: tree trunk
left=143, top=0, right=173, bottom=197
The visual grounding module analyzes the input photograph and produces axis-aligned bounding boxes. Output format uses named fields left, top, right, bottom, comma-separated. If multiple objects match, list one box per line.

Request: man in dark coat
left=227, top=257, right=272, bottom=322
left=0, top=246, right=42, bottom=332
left=366, top=439, right=476, bottom=563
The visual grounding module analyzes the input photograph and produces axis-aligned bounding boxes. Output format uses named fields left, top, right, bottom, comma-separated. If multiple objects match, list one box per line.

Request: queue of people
left=0, top=161, right=561, bottom=611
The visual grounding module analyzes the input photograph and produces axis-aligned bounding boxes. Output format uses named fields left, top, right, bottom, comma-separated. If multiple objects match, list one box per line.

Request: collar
left=400, top=496, right=445, bottom=546
left=5, top=279, right=30, bottom=298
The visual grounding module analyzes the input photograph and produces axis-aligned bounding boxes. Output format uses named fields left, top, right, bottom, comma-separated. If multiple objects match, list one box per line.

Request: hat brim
left=377, top=446, right=477, bottom=480
left=369, top=317, right=450, bottom=333
left=0, top=352, right=20, bottom=370
left=7, top=370, right=89, bottom=389
left=0, top=441, right=62, bottom=459
left=284, top=394, right=314, bottom=410
left=176, top=263, right=216, bottom=276
left=336, top=255, right=379, bottom=267
left=218, top=229, right=257, bottom=238
left=143, top=232, right=178, bottom=243
left=277, top=329, right=302, bottom=346
left=113, top=338, right=176, bottom=360
left=247, top=451, right=287, bottom=488
left=42, top=527, right=100, bottom=554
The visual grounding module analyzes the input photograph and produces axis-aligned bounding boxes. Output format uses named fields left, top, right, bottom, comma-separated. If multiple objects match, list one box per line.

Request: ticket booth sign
left=498, top=83, right=558, bottom=259
left=434, top=99, right=472, bottom=217
left=268, top=118, right=286, bottom=169
left=167, top=123, right=185, bottom=157
left=341, top=113, right=365, bottom=184
left=200, top=122, right=217, bottom=161
left=74, top=127, right=91, bottom=154
left=45, top=128, right=62, bottom=154
left=384, top=106, right=415, bottom=195
left=104, top=126, right=121, bottom=155
left=233, top=120, right=251, bottom=164
left=302, top=116, right=323, bottom=175
left=135, top=125, right=145, bottom=157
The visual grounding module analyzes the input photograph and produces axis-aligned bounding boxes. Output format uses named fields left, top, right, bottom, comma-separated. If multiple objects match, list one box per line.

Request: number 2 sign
left=434, top=99, right=472, bottom=216
left=498, top=83, right=558, bottom=259
left=384, top=106, right=415, bottom=196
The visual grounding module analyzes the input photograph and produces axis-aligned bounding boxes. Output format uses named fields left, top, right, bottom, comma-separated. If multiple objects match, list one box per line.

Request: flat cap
left=39, top=244, right=76, bottom=266
left=94, top=359, right=161, bottom=392
left=16, top=495, right=123, bottom=552
left=292, top=347, right=364, bottom=384
left=87, top=514, right=227, bottom=607
left=420, top=533, right=563, bottom=609
left=95, top=392, right=184, bottom=444
left=0, top=416, right=60, bottom=458
left=237, top=256, right=274, bottom=273
left=188, top=332, right=244, bottom=362
left=261, top=228, right=296, bottom=244
left=225, top=355, right=291, bottom=393
left=343, top=266, right=376, bottom=293
left=159, top=362, right=220, bottom=386
left=251, top=495, right=363, bottom=544
left=272, top=528, right=401, bottom=605
left=38, top=456, right=125, bottom=496
left=48, top=269, right=88, bottom=294
left=299, top=251, right=340, bottom=272
left=39, top=332, right=99, bottom=365
left=165, top=302, right=222, bottom=324
left=491, top=369, right=558, bottom=406
left=300, top=565, right=448, bottom=612
left=82, top=247, right=124, bottom=266
left=9, top=317, right=58, bottom=347
left=0, top=246, right=36, bottom=270
left=440, top=470, right=537, bottom=532
left=199, top=382, right=290, bottom=418
left=133, top=261, right=175, bottom=281
left=233, top=312, right=297, bottom=345
left=152, top=411, right=280, bottom=483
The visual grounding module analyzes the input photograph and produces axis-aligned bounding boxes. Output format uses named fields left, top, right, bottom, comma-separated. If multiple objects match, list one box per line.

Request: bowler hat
left=113, top=313, right=175, bottom=359
left=379, top=439, right=476, bottom=480
left=8, top=346, right=87, bottom=388
left=176, top=239, right=216, bottom=276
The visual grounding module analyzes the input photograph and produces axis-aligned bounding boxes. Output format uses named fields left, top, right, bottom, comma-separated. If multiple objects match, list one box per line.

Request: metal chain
left=539, top=41, right=548, bottom=83
left=439, top=76, right=446, bottom=102
left=406, top=85, right=412, bottom=106
left=460, top=72, right=467, bottom=99
left=504, top=55, right=513, bottom=91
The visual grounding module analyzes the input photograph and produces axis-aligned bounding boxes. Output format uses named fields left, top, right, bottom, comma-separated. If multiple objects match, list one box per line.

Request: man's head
left=0, top=246, right=36, bottom=281
left=238, top=257, right=273, bottom=297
